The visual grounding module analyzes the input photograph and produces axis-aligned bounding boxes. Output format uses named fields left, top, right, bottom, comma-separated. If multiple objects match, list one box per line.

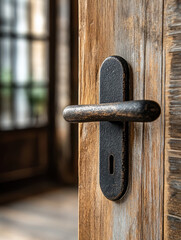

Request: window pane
left=0, top=38, right=12, bottom=85
left=31, top=88, right=48, bottom=125
left=0, top=89, right=13, bottom=129
left=31, top=41, right=48, bottom=84
left=0, top=0, right=49, bottom=130
left=13, top=39, right=30, bottom=85
left=0, top=0, right=14, bottom=32
left=30, top=0, right=48, bottom=36
left=14, top=89, right=31, bottom=127
left=15, top=0, right=29, bottom=34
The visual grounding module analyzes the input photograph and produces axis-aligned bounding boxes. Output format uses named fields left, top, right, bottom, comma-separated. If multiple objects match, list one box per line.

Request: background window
left=0, top=0, right=49, bottom=130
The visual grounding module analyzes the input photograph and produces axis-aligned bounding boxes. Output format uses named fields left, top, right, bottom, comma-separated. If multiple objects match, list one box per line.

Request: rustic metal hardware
left=63, top=100, right=161, bottom=123
left=63, top=56, right=161, bottom=201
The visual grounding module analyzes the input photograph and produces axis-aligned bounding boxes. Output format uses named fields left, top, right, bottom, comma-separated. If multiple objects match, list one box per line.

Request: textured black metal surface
left=63, top=101, right=161, bottom=122
left=99, top=56, right=129, bottom=201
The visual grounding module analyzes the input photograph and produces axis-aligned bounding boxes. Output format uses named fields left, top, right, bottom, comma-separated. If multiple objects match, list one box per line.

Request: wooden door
left=79, top=0, right=181, bottom=239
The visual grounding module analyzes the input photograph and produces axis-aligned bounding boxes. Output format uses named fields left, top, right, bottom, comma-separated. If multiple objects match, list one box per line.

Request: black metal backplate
left=99, top=56, right=129, bottom=201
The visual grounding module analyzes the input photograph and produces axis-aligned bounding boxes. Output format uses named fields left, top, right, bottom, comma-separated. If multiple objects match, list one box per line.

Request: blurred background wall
left=56, top=0, right=78, bottom=184
left=0, top=0, right=78, bottom=185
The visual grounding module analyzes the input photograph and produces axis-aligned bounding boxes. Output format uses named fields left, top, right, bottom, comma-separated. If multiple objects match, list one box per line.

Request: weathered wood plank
left=113, top=1, right=164, bottom=239
left=79, top=0, right=164, bottom=239
left=79, top=1, right=115, bottom=239
left=142, top=0, right=164, bottom=238
left=164, top=0, right=181, bottom=239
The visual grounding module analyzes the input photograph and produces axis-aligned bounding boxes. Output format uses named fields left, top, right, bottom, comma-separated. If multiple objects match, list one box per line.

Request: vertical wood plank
left=113, top=1, right=146, bottom=239
left=164, top=0, right=181, bottom=239
left=113, top=1, right=164, bottom=239
left=79, top=1, right=115, bottom=239
left=142, top=0, right=164, bottom=238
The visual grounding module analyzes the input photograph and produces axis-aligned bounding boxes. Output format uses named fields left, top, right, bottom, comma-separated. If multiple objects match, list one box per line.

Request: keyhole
left=109, top=155, right=114, bottom=174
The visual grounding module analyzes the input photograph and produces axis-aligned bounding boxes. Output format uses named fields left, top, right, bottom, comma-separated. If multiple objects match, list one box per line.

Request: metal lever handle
left=63, top=56, right=162, bottom=201
left=63, top=100, right=161, bottom=123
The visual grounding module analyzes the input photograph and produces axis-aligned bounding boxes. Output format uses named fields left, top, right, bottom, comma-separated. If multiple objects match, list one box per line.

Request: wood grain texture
left=79, top=0, right=164, bottom=239
left=113, top=1, right=164, bottom=239
left=79, top=1, right=115, bottom=239
left=164, top=0, right=181, bottom=239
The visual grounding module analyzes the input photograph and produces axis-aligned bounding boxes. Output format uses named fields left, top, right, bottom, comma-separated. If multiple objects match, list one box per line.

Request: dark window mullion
left=7, top=0, right=14, bottom=129
left=29, top=0, right=34, bottom=125
left=11, top=0, right=17, bottom=127
left=0, top=30, right=2, bottom=127
left=0, top=32, right=49, bottom=41
left=0, top=0, right=1, bottom=88
left=0, top=83, right=48, bottom=88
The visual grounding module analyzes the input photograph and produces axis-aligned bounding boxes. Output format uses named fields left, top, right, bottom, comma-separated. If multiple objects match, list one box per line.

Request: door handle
left=63, top=100, right=160, bottom=123
left=63, top=56, right=161, bottom=201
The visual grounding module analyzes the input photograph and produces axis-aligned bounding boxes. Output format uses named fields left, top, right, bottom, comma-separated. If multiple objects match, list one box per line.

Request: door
left=78, top=0, right=181, bottom=239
